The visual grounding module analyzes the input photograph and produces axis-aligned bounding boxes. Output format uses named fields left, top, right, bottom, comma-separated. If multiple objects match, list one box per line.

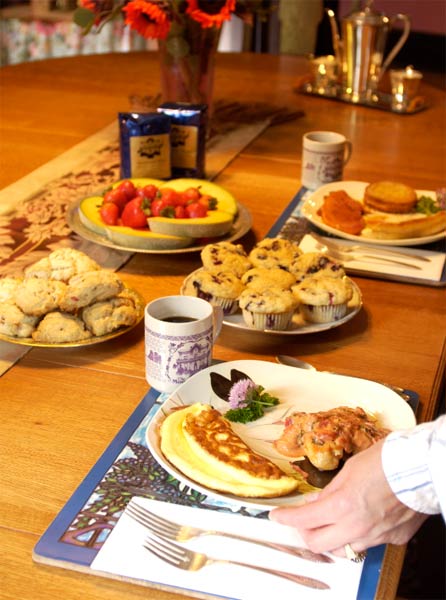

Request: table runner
left=0, top=100, right=303, bottom=375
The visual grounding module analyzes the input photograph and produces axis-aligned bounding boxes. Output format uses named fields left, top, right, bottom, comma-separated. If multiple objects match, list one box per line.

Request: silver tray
left=297, top=82, right=428, bottom=115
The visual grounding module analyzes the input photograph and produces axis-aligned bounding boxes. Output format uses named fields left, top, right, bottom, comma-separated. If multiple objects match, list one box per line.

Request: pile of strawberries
left=99, top=180, right=217, bottom=229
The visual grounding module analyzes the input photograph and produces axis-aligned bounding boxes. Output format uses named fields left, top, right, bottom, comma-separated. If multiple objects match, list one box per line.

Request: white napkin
left=91, top=497, right=364, bottom=600
left=300, top=234, right=446, bottom=283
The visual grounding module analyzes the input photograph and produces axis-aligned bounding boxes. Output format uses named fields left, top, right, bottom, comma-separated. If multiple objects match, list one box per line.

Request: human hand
left=269, top=440, right=428, bottom=557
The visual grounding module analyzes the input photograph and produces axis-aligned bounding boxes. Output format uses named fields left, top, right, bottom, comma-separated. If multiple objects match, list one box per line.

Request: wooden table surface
left=0, top=51, right=445, bottom=600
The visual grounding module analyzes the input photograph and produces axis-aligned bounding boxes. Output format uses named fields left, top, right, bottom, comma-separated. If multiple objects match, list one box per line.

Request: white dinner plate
left=301, top=181, right=445, bottom=247
left=146, top=360, right=416, bottom=510
left=181, top=269, right=363, bottom=336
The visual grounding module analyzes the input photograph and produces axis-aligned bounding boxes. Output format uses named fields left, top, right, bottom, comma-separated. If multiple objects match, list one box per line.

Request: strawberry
left=99, top=202, right=119, bottom=225
left=121, top=197, right=150, bottom=229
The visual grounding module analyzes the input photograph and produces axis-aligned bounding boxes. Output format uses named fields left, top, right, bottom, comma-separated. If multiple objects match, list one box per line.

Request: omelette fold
left=160, top=403, right=304, bottom=498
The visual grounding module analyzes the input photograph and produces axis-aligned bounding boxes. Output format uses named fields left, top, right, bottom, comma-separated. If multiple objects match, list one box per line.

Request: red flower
left=123, top=0, right=171, bottom=39
left=186, top=0, right=236, bottom=28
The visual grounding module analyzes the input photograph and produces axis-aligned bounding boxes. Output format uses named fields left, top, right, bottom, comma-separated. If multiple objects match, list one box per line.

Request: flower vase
left=158, top=17, right=220, bottom=114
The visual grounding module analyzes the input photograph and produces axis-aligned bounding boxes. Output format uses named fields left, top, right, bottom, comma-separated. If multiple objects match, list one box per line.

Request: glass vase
left=158, top=17, right=220, bottom=113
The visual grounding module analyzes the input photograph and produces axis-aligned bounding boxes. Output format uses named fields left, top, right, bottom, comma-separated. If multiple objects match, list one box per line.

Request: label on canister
left=119, top=112, right=171, bottom=179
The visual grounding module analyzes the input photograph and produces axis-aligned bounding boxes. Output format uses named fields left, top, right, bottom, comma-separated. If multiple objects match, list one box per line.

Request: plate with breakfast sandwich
left=301, top=181, right=446, bottom=246
left=146, top=360, right=416, bottom=510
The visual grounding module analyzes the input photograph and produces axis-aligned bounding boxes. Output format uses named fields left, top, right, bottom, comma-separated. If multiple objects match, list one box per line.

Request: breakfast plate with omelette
left=146, top=360, right=416, bottom=509
left=301, top=181, right=446, bottom=246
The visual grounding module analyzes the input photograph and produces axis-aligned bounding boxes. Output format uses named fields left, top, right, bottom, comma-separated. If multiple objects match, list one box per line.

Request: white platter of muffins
left=301, top=180, right=446, bottom=246
left=0, top=248, right=144, bottom=347
left=181, top=238, right=362, bottom=335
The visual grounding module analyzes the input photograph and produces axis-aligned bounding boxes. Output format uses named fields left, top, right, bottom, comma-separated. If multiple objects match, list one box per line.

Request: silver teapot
left=327, top=0, right=411, bottom=102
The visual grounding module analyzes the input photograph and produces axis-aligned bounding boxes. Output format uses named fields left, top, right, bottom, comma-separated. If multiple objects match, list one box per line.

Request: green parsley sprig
left=225, top=380, right=279, bottom=423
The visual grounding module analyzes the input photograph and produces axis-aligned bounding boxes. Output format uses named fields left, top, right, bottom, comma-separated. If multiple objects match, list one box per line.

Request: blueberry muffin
left=248, top=237, right=302, bottom=271
left=0, top=301, right=39, bottom=338
left=25, top=247, right=100, bottom=282
left=60, top=270, right=123, bottom=312
left=14, top=278, right=67, bottom=317
left=292, top=276, right=354, bottom=324
left=241, top=267, right=296, bottom=292
left=182, top=269, right=244, bottom=315
left=200, top=242, right=252, bottom=278
left=32, top=311, right=92, bottom=343
left=289, top=252, right=345, bottom=283
left=82, top=295, right=139, bottom=336
left=238, top=286, right=298, bottom=330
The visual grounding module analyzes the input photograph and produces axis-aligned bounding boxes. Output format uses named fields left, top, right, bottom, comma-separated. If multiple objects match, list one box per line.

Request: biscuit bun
left=364, top=181, right=418, bottom=213
left=363, top=210, right=446, bottom=239
left=160, top=403, right=302, bottom=498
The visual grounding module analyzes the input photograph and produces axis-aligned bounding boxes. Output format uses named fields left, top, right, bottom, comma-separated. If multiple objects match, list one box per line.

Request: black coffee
left=161, top=316, right=198, bottom=323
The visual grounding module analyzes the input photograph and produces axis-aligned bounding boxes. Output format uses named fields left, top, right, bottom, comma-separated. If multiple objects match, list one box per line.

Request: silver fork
left=315, top=242, right=422, bottom=270
left=311, top=232, right=430, bottom=263
left=143, top=534, right=330, bottom=590
left=127, top=501, right=332, bottom=563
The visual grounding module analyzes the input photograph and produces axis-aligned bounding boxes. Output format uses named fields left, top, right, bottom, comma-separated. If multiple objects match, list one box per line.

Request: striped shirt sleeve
left=381, top=415, right=446, bottom=518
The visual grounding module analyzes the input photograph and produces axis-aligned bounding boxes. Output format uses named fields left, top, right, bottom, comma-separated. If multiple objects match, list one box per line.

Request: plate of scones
left=181, top=238, right=362, bottom=335
left=0, top=248, right=144, bottom=347
left=147, top=360, right=416, bottom=509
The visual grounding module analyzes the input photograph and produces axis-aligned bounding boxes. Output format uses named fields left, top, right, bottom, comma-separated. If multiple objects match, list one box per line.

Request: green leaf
left=73, top=7, right=95, bottom=29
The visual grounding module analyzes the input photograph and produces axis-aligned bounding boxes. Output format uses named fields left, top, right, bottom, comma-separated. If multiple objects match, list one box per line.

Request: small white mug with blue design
left=145, top=295, right=223, bottom=393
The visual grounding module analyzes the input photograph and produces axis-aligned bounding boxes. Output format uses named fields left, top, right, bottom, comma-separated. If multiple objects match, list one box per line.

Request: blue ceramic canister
left=157, top=103, right=208, bottom=178
left=118, top=112, right=171, bottom=180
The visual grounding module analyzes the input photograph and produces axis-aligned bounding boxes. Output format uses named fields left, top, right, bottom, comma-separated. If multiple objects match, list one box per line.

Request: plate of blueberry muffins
left=181, top=238, right=362, bottom=335
left=0, top=248, right=145, bottom=347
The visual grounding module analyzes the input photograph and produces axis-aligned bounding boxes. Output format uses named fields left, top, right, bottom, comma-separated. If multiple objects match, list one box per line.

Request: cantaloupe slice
left=78, top=196, right=193, bottom=250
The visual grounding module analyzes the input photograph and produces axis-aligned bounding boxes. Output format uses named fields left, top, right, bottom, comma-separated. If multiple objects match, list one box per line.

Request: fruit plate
left=301, top=181, right=445, bottom=246
left=146, top=360, right=416, bottom=509
left=0, top=287, right=145, bottom=348
left=181, top=268, right=363, bottom=336
left=67, top=200, right=252, bottom=255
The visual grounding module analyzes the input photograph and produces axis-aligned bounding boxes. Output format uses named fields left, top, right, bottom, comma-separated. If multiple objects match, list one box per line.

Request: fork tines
left=127, top=501, right=178, bottom=538
left=144, top=534, right=184, bottom=567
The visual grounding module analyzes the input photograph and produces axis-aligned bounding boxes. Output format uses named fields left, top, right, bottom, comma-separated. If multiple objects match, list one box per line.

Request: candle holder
left=389, top=66, right=423, bottom=113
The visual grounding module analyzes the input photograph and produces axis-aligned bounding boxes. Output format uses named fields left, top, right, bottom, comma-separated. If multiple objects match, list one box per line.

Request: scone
left=238, top=286, right=298, bottom=330
left=0, top=301, right=39, bottom=338
left=14, top=278, right=67, bottom=316
left=248, top=237, right=302, bottom=271
left=364, top=181, right=417, bottom=214
left=182, top=269, right=245, bottom=315
left=25, top=247, right=100, bottom=282
left=0, top=277, right=22, bottom=302
left=289, top=252, right=345, bottom=283
left=82, top=295, right=139, bottom=336
left=60, top=271, right=123, bottom=312
left=241, top=267, right=296, bottom=292
left=293, top=276, right=354, bottom=323
left=32, top=311, right=92, bottom=343
left=200, top=242, right=252, bottom=277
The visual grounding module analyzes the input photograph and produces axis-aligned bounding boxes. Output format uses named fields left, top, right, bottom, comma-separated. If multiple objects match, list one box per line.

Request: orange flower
left=123, top=0, right=171, bottom=39
left=186, top=0, right=236, bottom=28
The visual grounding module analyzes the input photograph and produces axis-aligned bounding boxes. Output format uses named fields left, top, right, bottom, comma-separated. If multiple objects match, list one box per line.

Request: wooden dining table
left=0, top=50, right=445, bottom=600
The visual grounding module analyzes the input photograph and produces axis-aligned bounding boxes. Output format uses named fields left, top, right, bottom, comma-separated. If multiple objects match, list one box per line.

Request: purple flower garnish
left=228, top=379, right=256, bottom=408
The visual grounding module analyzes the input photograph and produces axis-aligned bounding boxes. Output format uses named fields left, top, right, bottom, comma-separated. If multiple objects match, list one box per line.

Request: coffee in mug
left=301, top=131, right=352, bottom=190
left=145, top=295, right=223, bottom=393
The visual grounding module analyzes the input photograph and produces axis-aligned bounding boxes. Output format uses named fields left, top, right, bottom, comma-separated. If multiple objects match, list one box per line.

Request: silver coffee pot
left=327, top=0, right=411, bottom=102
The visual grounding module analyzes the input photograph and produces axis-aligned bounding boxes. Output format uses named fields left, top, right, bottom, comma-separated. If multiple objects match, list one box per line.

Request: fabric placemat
left=33, top=382, right=386, bottom=600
